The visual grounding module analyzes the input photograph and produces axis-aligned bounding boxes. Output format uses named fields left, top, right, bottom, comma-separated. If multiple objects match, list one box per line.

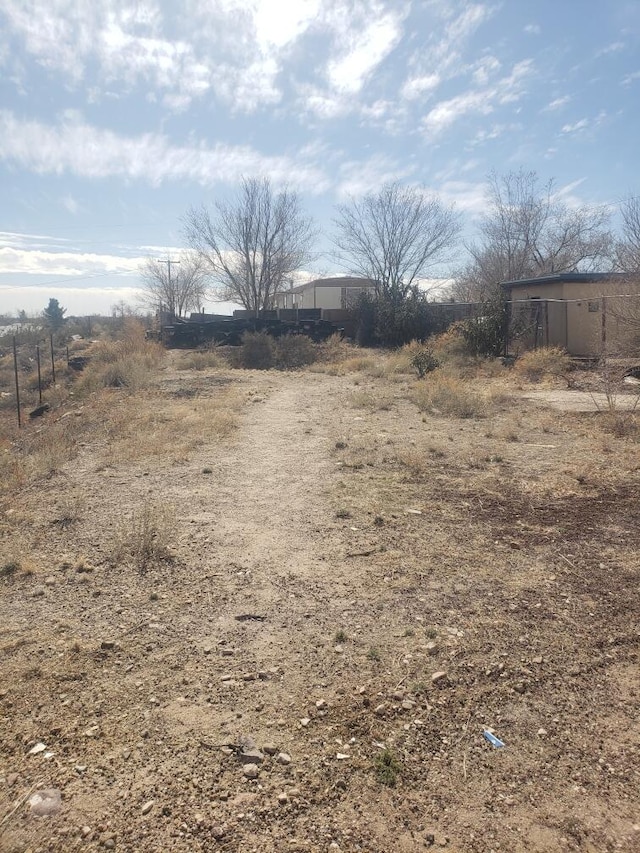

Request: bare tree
left=140, top=252, right=209, bottom=320
left=332, top=182, right=461, bottom=306
left=615, top=195, right=640, bottom=273
left=184, top=177, right=316, bottom=315
left=453, top=170, right=612, bottom=300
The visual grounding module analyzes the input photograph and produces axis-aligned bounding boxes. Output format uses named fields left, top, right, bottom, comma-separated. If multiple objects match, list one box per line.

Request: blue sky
left=1, top=0, right=639, bottom=316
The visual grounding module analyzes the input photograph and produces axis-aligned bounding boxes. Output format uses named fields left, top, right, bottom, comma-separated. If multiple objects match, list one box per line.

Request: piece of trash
left=483, top=730, right=505, bottom=748
left=28, top=788, right=62, bottom=816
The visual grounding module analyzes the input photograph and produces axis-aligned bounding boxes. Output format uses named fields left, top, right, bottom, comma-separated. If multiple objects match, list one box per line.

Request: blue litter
left=483, top=730, right=505, bottom=748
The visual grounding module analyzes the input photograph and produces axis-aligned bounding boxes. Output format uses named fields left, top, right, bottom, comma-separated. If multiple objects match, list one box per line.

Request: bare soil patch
left=1, top=356, right=639, bottom=853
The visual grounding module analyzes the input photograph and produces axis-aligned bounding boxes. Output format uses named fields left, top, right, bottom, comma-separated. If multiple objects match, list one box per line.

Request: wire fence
left=0, top=335, right=73, bottom=428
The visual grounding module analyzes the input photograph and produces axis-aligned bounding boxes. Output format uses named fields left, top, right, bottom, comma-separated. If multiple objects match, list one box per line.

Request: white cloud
left=61, top=195, right=80, bottom=215
left=326, top=12, right=402, bottom=95
left=436, top=180, right=486, bottom=216
left=422, top=59, right=534, bottom=138
left=0, top=110, right=329, bottom=192
left=545, top=95, right=570, bottom=111
left=400, top=2, right=494, bottom=102
left=400, top=72, right=440, bottom=100
left=524, top=23, right=541, bottom=35
left=335, top=154, right=415, bottom=198
left=561, top=118, right=589, bottom=134
left=471, top=55, right=501, bottom=86
left=0, top=0, right=324, bottom=112
left=0, top=246, right=145, bottom=277
left=596, top=41, right=625, bottom=56
left=622, top=70, right=640, bottom=85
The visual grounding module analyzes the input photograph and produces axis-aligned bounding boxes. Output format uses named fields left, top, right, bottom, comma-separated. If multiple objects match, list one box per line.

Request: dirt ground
left=1, top=354, right=639, bottom=853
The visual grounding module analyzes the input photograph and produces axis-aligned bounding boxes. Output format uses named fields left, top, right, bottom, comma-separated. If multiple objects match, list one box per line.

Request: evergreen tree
left=43, top=298, right=66, bottom=330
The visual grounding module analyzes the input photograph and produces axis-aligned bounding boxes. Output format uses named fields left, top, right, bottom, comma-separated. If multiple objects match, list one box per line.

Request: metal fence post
left=12, top=336, right=21, bottom=428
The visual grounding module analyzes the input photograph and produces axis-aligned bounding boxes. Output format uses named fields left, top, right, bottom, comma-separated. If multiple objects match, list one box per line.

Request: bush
left=460, top=300, right=508, bottom=356
left=413, top=373, right=487, bottom=418
left=514, top=347, right=571, bottom=382
left=235, top=332, right=276, bottom=369
left=409, top=344, right=439, bottom=378
left=354, top=289, right=446, bottom=348
left=274, top=335, right=317, bottom=370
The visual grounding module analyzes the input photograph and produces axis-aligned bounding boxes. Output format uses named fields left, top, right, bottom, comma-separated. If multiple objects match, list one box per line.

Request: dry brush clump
left=513, top=347, right=572, bottom=383
left=412, top=372, right=488, bottom=418
left=76, top=322, right=164, bottom=394
left=112, top=500, right=175, bottom=573
left=231, top=332, right=319, bottom=371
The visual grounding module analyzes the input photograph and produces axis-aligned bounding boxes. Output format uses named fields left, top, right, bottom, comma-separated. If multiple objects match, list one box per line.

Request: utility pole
left=157, top=257, right=180, bottom=321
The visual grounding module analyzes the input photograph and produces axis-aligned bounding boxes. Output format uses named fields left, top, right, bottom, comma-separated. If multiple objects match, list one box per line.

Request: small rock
left=81, top=826, right=92, bottom=838
left=374, top=703, right=387, bottom=716
left=425, top=641, right=438, bottom=656
left=288, top=787, right=301, bottom=798
left=212, top=825, right=225, bottom=840
left=243, top=764, right=259, bottom=779
left=149, top=592, right=159, bottom=601
left=537, top=728, right=548, bottom=736
left=263, top=743, right=278, bottom=755
left=431, top=671, right=447, bottom=686
left=336, top=753, right=349, bottom=760
left=194, top=813, right=205, bottom=826
left=300, top=718, right=311, bottom=727
left=6, top=773, right=18, bottom=786
left=316, top=699, right=328, bottom=710
left=334, top=644, right=344, bottom=653
left=276, top=752, right=292, bottom=765
left=239, top=748, right=264, bottom=765
left=277, top=792, right=289, bottom=804
left=31, top=587, right=46, bottom=598
left=242, top=673, right=256, bottom=681
left=28, top=788, right=62, bottom=816
left=28, top=742, right=47, bottom=755
left=100, top=640, right=115, bottom=651
left=141, top=800, right=154, bottom=815
left=402, top=699, right=416, bottom=711
left=391, top=690, right=404, bottom=701
left=532, top=655, right=543, bottom=664
left=44, top=576, right=56, bottom=586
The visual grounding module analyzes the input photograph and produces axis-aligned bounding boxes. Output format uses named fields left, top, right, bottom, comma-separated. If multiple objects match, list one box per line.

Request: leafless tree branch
left=184, top=177, right=316, bottom=315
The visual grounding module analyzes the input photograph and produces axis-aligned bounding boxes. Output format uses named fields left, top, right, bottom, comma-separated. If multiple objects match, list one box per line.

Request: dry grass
left=514, top=346, right=572, bottom=383
left=112, top=500, right=176, bottom=573
left=412, top=372, right=488, bottom=418
left=176, top=348, right=225, bottom=371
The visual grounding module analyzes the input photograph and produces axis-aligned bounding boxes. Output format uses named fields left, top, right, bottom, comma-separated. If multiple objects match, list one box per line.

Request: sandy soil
left=1, top=360, right=639, bottom=853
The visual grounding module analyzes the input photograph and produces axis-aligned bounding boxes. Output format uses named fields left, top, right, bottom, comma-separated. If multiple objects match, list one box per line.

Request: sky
left=1, top=0, right=639, bottom=317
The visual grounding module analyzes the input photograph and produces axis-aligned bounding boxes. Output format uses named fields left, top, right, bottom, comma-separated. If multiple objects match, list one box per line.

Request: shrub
left=354, top=289, right=446, bottom=348
left=460, top=300, right=509, bottom=356
left=409, top=344, right=439, bottom=378
left=413, top=373, right=487, bottom=418
left=514, top=347, right=571, bottom=382
left=113, top=501, right=175, bottom=573
left=373, top=749, right=401, bottom=787
left=274, top=335, right=317, bottom=370
left=235, top=332, right=276, bottom=369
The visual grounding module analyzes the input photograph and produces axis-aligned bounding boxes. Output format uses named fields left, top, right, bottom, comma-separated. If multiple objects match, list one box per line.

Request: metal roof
left=501, top=272, right=627, bottom=288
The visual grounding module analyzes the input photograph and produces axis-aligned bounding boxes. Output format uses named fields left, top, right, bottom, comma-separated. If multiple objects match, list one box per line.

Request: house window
left=588, top=301, right=600, bottom=312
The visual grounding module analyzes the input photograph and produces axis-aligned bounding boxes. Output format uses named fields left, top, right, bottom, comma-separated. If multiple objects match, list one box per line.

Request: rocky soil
left=1, top=361, right=639, bottom=852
